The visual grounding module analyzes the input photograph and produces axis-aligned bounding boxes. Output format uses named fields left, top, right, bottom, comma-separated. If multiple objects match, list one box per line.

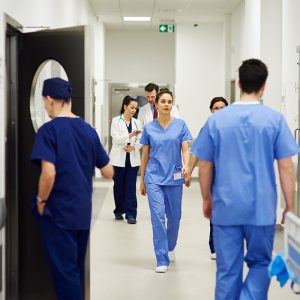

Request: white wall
left=175, top=23, right=225, bottom=138
left=260, top=0, right=282, bottom=112
left=106, top=31, right=175, bottom=84
left=282, top=0, right=300, bottom=132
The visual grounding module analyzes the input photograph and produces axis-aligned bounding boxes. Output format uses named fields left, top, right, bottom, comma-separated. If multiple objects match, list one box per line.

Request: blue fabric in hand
left=268, top=253, right=290, bottom=287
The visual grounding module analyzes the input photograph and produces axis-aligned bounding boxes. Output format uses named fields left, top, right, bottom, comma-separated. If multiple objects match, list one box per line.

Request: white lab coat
left=138, top=103, right=180, bottom=128
left=109, top=115, right=142, bottom=167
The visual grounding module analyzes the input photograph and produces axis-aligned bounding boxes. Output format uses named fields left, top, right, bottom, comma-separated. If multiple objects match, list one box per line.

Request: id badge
left=173, top=169, right=182, bottom=181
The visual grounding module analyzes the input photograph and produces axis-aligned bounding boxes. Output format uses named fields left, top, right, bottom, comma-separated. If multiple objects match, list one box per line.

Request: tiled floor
left=90, top=178, right=299, bottom=299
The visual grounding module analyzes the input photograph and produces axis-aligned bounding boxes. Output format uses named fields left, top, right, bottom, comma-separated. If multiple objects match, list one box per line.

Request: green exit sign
left=159, top=24, right=175, bottom=33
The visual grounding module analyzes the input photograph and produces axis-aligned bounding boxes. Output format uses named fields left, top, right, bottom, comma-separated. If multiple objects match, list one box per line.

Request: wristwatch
left=36, top=196, right=47, bottom=204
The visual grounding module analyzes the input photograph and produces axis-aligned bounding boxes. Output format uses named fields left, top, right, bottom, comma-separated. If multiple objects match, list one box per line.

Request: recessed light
left=123, top=17, right=151, bottom=22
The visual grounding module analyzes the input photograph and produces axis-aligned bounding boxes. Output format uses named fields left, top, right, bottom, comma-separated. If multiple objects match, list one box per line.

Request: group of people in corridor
left=30, top=58, right=299, bottom=300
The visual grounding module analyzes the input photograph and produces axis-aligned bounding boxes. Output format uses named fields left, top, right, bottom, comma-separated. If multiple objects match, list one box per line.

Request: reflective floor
left=91, top=178, right=298, bottom=300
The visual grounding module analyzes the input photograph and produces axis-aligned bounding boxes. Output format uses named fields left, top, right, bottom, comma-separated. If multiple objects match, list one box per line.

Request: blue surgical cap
left=42, top=77, right=72, bottom=101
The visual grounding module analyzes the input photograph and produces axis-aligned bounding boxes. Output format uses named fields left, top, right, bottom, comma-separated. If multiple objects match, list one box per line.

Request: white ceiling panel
left=89, top=0, right=242, bottom=31
left=90, top=0, right=119, bottom=11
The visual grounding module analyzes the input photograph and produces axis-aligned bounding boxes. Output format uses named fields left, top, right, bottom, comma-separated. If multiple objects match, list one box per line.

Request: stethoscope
left=118, top=115, right=138, bottom=131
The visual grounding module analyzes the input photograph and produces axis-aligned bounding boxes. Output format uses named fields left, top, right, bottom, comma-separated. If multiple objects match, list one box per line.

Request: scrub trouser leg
left=209, top=221, right=215, bottom=254
left=38, top=215, right=89, bottom=300
left=146, top=184, right=182, bottom=266
left=240, top=225, right=275, bottom=300
left=214, top=225, right=275, bottom=300
left=113, top=165, right=139, bottom=219
left=113, top=166, right=125, bottom=216
left=123, top=165, right=139, bottom=219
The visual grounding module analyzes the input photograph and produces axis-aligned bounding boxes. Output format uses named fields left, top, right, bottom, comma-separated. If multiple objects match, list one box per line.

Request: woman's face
left=211, top=101, right=226, bottom=113
left=124, top=101, right=138, bottom=117
left=156, top=93, right=173, bottom=115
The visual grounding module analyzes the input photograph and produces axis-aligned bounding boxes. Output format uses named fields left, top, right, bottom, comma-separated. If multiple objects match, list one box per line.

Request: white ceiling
left=89, top=0, right=242, bottom=31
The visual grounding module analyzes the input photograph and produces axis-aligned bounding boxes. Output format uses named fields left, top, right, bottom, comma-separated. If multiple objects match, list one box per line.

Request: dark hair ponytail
left=120, top=95, right=138, bottom=114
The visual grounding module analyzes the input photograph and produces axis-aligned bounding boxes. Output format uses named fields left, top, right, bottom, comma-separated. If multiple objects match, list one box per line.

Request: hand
left=203, top=199, right=212, bottom=219
left=181, top=165, right=189, bottom=179
left=129, top=130, right=141, bottom=139
left=140, top=181, right=147, bottom=196
left=123, top=145, right=135, bottom=152
left=185, top=175, right=192, bottom=187
left=281, top=208, right=293, bottom=224
left=37, top=202, right=46, bottom=215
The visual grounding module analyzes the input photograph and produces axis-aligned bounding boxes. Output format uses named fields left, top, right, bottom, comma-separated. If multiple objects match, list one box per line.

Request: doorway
left=5, top=24, right=85, bottom=299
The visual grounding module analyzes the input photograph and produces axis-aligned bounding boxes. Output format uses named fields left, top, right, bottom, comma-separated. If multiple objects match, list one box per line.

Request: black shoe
left=115, top=214, right=124, bottom=221
left=127, top=218, right=137, bottom=224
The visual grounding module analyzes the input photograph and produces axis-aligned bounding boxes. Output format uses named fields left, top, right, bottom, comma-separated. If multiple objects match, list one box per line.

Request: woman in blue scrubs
left=140, top=88, right=192, bottom=273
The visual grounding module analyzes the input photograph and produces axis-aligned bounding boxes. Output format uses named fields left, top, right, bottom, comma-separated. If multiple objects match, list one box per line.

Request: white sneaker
left=168, top=250, right=176, bottom=262
left=211, top=253, right=216, bottom=260
left=155, top=265, right=168, bottom=273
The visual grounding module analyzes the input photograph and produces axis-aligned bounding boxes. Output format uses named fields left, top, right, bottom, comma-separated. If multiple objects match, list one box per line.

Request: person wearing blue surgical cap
left=30, top=77, right=114, bottom=300
left=191, top=59, right=299, bottom=299
left=140, top=88, right=192, bottom=273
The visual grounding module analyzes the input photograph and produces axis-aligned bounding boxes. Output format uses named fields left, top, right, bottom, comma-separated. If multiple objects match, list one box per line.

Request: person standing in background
left=138, top=83, right=180, bottom=128
left=140, top=88, right=192, bottom=273
left=110, top=95, right=142, bottom=224
left=191, top=59, right=299, bottom=299
left=186, top=96, right=229, bottom=260
left=31, top=78, right=114, bottom=300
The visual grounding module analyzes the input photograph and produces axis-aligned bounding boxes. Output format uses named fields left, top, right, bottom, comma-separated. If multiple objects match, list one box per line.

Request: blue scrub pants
left=113, top=162, right=139, bottom=219
left=213, top=225, right=275, bottom=300
left=209, top=221, right=215, bottom=254
left=38, top=215, right=89, bottom=300
left=146, top=183, right=183, bottom=267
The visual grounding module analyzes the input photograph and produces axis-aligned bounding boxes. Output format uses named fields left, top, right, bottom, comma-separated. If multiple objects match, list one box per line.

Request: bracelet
left=36, top=196, right=47, bottom=204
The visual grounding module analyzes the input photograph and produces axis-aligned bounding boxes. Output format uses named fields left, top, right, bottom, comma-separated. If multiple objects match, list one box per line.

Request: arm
left=181, top=141, right=190, bottom=180
left=198, top=159, right=214, bottom=219
left=140, top=145, right=150, bottom=196
left=277, top=157, right=295, bottom=223
left=37, top=160, right=56, bottom=215
left=185, top=154, right=199, bottom=187
left=99, top=163, right=114, bottom=179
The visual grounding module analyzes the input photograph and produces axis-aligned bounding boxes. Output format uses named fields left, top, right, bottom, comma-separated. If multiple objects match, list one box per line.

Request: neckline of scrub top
left=232, top=101, right=260, bottom=105
left=154, top=117, right=174, bottom=130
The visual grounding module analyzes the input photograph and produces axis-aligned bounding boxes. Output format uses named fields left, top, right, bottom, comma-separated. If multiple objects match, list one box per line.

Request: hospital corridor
left=90, top=178, right=299, bottom=300
left=2, top=0, right=300, bottom=299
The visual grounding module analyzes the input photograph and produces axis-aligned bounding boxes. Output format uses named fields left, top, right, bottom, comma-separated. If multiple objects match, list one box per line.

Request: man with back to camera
left=30, top=77, right=114, bottom=300
left=191, top=59, right=299, bottom=299
left=138, top=82, right=180, bottom=127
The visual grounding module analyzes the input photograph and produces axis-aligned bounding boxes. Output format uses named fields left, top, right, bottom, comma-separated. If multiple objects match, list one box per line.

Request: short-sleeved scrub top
left=191, top=102, right=299, bottom=226
left=31, top=117, right=109, bottom=230
left=140, top=118, right=192, bottom=186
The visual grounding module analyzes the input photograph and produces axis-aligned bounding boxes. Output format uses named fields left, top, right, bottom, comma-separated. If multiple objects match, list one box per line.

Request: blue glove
left=268, top=253, right=289, bottom=287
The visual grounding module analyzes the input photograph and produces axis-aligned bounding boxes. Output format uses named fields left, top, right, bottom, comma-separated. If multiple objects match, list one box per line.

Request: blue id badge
left=173, top=166, right=182, bottom=181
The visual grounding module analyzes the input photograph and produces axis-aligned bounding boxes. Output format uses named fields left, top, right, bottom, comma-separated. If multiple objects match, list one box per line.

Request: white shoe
left=155, top=265, right=168, bottom=273
left=168, top=250, right=176, bottom=262
left=211, top=253, right=216, bottom=260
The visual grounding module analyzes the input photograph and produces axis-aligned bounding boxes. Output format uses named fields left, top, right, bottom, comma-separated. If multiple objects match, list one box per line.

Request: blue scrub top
left=191, top=103, right=299, bottom=226
left=140, top=118, right=192, bottom=185
left=31, top=117, right=110, bottom=230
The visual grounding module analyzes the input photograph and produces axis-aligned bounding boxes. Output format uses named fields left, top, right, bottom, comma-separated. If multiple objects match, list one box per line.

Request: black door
left=6, top=25, right=85, bottom=300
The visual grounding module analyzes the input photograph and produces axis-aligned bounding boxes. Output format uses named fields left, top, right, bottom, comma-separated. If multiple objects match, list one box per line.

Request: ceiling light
left=123, top=17, right=151, bottom=22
